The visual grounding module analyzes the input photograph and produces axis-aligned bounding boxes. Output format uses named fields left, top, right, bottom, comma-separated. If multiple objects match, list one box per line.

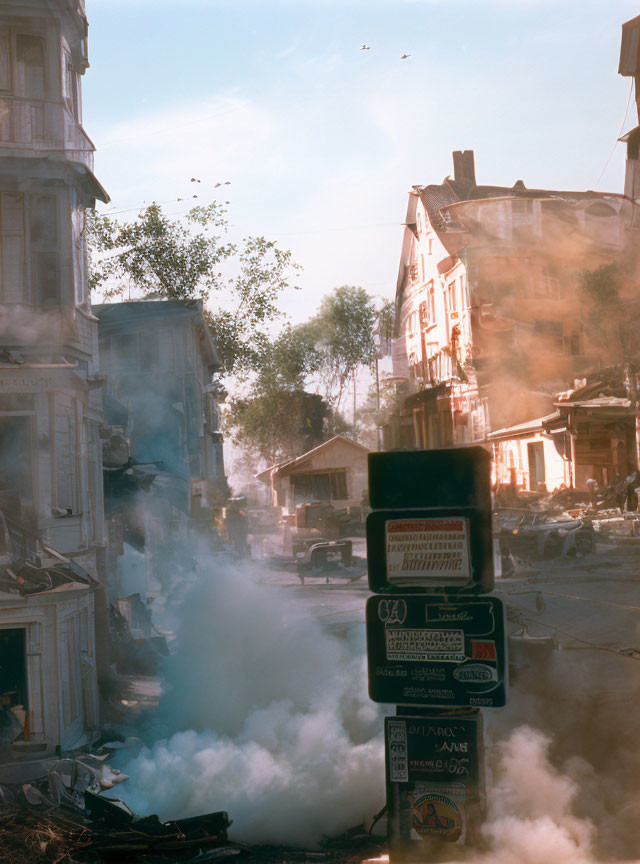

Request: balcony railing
left=0, top=96, right=94, bottom=171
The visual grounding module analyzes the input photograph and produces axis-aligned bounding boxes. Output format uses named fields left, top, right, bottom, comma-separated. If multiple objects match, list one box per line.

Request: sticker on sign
left=385, top=517, right=471, bottom=585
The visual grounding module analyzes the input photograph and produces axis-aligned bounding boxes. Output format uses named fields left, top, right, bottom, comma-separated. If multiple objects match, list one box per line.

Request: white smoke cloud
left=118, top=558, right=387, bottom=845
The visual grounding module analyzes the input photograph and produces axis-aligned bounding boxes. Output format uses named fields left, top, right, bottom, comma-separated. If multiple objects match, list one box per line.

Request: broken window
left=30, top=195, right=59, bottom=306
left=16, top=35, right=45, bottom=100
left=0, top=192, right=25, bottom=302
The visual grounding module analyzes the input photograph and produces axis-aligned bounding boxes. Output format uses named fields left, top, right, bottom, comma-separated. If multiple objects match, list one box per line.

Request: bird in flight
left=224, top=181, right=231, bottom=185
left=361, top=44, right=370, bottom=50
left=190, top=177, right=201, bottom=183
left=400, top=53, right=410, bottom=60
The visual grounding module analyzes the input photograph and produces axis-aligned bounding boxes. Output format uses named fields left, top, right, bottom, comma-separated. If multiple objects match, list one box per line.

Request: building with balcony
left=389, top=149, right=639, bottom=491
left=0, top=0, right=108, bottom=757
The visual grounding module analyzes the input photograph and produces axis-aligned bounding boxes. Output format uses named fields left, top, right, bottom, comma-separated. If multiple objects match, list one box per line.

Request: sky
left=84, top=0, right=640, bottom=322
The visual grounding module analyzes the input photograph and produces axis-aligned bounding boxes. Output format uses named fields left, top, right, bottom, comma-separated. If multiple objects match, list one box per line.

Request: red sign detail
left=387, top=520, right=465, bottom=533
left=472, top=640, right=496, bottom=660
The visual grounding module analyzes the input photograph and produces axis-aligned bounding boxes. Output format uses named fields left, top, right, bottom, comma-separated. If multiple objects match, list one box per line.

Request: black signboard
left=366, top=595, right=507, bottom=708
left=385, top=711, right=485, bottom=852
left=368, top=447, right=491, bottom=512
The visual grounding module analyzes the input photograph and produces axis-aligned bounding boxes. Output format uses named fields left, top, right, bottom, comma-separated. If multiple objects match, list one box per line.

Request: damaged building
left=95, top=300, right=228, bottom=602
left=389, top=142, right=640, bottom=491
left=0, top=0, right=108, bottom=755
left=389, top=18, right=640, bottom=495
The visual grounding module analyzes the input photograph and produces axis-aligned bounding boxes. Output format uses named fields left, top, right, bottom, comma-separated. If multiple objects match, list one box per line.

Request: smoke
left=115, top=551, right=640, bottom=857
left=117, top=557, right=387, bottom=846
left=475, top=727, right=595, bottom=864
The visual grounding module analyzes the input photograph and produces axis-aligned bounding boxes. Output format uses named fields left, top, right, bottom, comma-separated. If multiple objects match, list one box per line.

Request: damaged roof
left=418, top=177, right=622, bottom=233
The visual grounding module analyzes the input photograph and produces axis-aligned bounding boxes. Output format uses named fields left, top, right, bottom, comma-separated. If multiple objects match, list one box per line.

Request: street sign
left=367, top=508, right=493, bottom=593
left=386, top=711, right=485, bottom=854
left=366, top=595, right=507, bottom=708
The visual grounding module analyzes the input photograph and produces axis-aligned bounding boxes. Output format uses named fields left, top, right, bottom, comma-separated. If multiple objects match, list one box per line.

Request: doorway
left=0, top=628, right=28, bottom=708
left=527, top=442, right=546, bottom=491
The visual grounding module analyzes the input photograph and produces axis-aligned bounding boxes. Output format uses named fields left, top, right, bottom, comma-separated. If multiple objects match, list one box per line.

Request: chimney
left=452, top=150, right=476, bottom=186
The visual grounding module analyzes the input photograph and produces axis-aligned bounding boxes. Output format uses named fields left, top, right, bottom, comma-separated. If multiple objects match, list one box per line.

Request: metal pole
left=353, top=368, right=357, bottom=429
left=375, top=352, right=382, bottom=451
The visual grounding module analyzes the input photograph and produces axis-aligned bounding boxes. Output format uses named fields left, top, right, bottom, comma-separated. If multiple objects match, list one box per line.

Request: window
left=534, top=320, right=564, bottom=353
left=428, top=238, right=433, bottom=255
left=30, top=195, right=58, bottom=305
left=292, top=470, right=348, bottom=503
left=0, top=30, right=10, bottom=92
left=63, top=51, right=78, bottom=118
left=0, top=192, right=25, bottom=302
left=419, top=300, right=429, bottom=326
left=409, top=262, right=419, bottom=284
left=113, top=334, right=138, bottom=370
left=139, top=331, right=160, bottom=369
left=448, top=280, right=457, bottom=312
left=16, top=35, right=45, bottom=100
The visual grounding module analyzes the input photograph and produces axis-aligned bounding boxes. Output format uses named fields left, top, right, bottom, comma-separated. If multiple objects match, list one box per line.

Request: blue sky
left=84, top=0, right=640, bottom=320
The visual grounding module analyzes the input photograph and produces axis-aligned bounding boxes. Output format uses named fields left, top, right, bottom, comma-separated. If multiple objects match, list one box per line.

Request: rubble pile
left=0, top=748, right=233, bottom=863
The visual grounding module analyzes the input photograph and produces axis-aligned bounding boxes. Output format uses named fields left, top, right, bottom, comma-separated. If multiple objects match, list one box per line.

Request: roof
left=418, top=178, right=623, bottom=235
left=556, top=396, right=633, bottom=410
left=487, top=412, right=560, bottom=441
left=255, top=435, right=370, bottom=484
left=93, top=299, right=220, bottom=371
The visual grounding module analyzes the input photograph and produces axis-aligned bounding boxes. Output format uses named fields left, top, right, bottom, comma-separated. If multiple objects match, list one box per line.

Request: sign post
left=365, top=447, right=507, bottom=862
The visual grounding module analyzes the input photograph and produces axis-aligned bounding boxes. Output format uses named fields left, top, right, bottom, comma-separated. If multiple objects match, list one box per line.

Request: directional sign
left=366, top=595, right=507, bottom=708
left=385, top=711, right=485, bottom=850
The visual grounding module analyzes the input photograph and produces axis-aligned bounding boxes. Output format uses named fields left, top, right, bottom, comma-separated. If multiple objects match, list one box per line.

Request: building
left=389, top=149, right=639, bottom=493
left=0, top=0, right=107, bottom=755
left=94, top=299, right=227, bottom=600
left=256, top=435, right=370, bottom=516
left=490, top=374, right=637, bottom=494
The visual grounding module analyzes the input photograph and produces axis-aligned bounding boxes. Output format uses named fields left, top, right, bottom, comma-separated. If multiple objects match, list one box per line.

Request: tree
left=308, top=285, right=377, bottom=408
left=88, top=203, right=301, bottom=376
left=578, top=263, right=640, bottom=365
left=226, top=390, right=331, bottom=465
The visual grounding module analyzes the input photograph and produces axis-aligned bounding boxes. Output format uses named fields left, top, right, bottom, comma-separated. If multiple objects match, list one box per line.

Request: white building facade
left=0, top=0, right=107, bottom=756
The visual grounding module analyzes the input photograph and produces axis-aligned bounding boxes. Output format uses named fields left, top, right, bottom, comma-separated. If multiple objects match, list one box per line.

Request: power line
left=594, top=79, right=634, bottom=189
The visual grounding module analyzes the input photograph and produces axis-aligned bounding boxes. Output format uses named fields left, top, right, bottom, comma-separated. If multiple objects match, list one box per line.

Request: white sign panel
left=385, top=517, right=471, bottom=586
left=385, top=628, right=466, bottom=663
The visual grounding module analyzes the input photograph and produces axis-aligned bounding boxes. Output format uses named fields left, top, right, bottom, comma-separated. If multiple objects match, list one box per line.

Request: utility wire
left=594, top=79, right=634, bottom=189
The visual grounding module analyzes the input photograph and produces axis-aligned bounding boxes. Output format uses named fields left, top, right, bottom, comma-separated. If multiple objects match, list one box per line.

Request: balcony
left=0, top=96, right=94, bottom=171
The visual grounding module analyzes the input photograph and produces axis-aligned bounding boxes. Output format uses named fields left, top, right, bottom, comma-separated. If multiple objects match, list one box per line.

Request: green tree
left=226, top=391, right=331, bottom=464
left=88, top=203, right=301, bottom=376
left=308, top=285, right=377, bottom=407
